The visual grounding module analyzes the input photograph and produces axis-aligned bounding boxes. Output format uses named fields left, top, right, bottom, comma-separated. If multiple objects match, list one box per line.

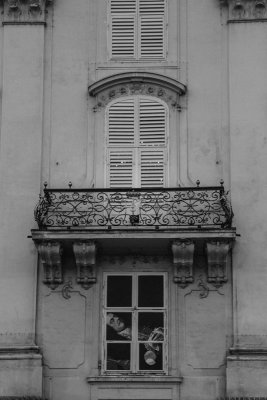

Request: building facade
left=0, top=0, right=267, bottom=399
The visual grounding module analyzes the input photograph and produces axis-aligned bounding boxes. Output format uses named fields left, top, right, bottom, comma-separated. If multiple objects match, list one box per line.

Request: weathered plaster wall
left=0, top=23, right=44, bottom=395
left=227, top=21, right=267, bottom=395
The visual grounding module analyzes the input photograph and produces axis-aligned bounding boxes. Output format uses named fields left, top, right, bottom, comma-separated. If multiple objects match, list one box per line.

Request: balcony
left=34, top=182, right=233, bottom=232
left=31, top=182, right=236, bottom=289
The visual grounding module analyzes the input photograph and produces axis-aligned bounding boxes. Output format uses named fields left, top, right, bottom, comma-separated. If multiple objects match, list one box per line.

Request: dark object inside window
left=139, top=343, right=163, bottom=370
left=107, top=343, right=131, bottom=370
left=106, top=312, right=132, bottom=340
left=138, top=312, right=164, bottom=340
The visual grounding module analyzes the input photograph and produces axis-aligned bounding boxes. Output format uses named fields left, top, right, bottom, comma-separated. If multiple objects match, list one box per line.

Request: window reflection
left=138, top=275, right=163, bottom=307
left=107, top=343, right=131, bottom=370
left=107, top=275, right=132, bottom=307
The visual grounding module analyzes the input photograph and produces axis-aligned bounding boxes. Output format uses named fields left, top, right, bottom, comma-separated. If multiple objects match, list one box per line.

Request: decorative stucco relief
left=88, top=71, right=186, bottom=112
left=184, top=289, right=227, bottom=369
left=3, top=0, right=54, bottom=23
left=42, top=289, right=86, bottom=369
left=220, top=0, right=267, bottom=21
left=92, top=83, right=182, bottom=112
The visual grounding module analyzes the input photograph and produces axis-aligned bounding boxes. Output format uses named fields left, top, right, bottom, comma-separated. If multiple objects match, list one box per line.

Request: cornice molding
left=220, top=0, right=267, bottom=21
left=2, top=0, right=54, bottom=24
left=88, top=72, right=187, bottom=111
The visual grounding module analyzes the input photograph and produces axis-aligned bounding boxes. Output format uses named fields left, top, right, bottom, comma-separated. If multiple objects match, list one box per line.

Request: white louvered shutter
left=109, top=0, right=166, bottom=60
left=108, top=98, right=135, bottom=146
left=108, top=149, right=134, bottom=188
left=107, top=98, right=135, bottom=187
left=139, top=0, right=165, bottom=59
left=140, top=149, right=165, bottom=187
left=139, top=98, right=166, bottom=146
left=110, top=0, right=137, bottom=59
left=107, top=96, right=168, bottom=188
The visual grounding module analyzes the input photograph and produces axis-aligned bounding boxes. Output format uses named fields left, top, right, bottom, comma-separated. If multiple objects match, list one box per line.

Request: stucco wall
left=0, top=0, right=266, bottom=398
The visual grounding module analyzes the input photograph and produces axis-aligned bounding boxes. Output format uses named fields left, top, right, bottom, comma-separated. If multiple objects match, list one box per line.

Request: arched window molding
left=88, top=72, right=186, bottom=112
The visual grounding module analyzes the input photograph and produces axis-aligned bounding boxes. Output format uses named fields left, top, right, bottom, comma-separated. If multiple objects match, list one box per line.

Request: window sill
left=87, top=375, right=183, bottom=384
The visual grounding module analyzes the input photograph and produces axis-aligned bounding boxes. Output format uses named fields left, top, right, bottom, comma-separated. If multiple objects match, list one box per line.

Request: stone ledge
left=0, top=346, right=42, bottom=360
left=0, top=398, right=46, bottom=400
left=87, top=375, right=183, bottom=383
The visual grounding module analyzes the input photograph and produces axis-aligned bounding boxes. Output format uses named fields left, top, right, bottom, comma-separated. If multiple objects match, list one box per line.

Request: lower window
left=102, top=273, right=167, bottom=373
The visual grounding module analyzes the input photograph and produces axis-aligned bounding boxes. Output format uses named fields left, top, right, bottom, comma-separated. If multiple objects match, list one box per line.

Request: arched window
left=106, top=96, right=168, bottom=188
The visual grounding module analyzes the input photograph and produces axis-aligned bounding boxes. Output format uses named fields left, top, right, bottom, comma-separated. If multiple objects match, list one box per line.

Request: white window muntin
left=102, top=272, right=168, bottom=374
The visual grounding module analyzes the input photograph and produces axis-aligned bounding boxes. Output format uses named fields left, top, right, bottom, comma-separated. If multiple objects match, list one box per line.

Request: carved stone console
left=171, top=240, right=195, bottom=288
left=73, top=241, right=97, bottom=289
left=36, top=241, right=63, bottom=289
left=220, top=0, right=267, bottom=21
left=3, top=0, right=54, bottom=24
left=206, top=241, right=232, bottom=288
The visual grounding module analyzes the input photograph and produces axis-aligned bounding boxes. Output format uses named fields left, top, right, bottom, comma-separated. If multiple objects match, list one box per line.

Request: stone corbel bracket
left=3, top=0, right=54, bottom=24
left=171, top=240, right=195, bottom=288
left=220, top=0, right=267, bottom=21
left=36, top=241, right=63, bottom=290
left=73, top=241, right=97, bottom=289
left=206, top=240, right=232, bottom=288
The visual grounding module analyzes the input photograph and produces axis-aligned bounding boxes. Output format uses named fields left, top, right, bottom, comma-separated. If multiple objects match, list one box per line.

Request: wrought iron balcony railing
left=34, top=182, right=233, bottom=230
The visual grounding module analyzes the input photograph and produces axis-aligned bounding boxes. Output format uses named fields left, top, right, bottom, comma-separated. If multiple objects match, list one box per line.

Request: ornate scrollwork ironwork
left=34, top=184, right=233, bottom=230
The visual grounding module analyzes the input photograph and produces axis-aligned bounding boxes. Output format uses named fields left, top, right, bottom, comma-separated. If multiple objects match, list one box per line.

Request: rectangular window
left=109, top=0, right=167, bottom=60
left=103, top=273, right=167, bottom=373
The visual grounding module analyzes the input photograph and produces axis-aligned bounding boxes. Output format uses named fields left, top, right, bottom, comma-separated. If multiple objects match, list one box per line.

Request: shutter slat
left=139, top=0, right=165, bottom=14
left=110, top=0, right=136, bottom=13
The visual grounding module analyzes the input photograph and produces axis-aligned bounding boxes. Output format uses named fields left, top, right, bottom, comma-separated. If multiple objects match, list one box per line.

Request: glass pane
left=107, top=275, right=132, bottom=307
left=138, top=312, right=164, bottom=341
left=106, top=312, right=132, bottom=340
left=107, top=343, right=131, bottom=370
left=138, top=275, right=163, bottom=307
left=139, top=343, right=163, bottom=370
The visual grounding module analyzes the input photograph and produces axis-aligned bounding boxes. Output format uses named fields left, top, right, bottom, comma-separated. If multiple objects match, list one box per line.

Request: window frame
left=102, top=271, right=168, bottom=375
left=108, top=0, right=168, bottom=61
